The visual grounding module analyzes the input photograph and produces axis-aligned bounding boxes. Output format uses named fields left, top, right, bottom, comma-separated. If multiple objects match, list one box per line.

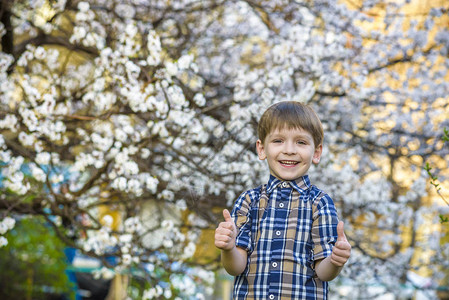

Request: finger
left=223, top=209, right=232, bottom=223
left=330, top=255, right=347, bottom=267
left=218, top=221, right=234, bottom=230
left=332, top=249, right=349, bottom=263
left=214, top=235, right=234, bottom=250
left=332, top=247, right=351, bottom=259
left=337, top=221, right=347, bottom=242
left=215, top=240, right=229, bottom=249
left=335, top=240, right=351, bottom=251
left=216, top=227, right=233, bottom=237
left=215, top=233, right=232, bottom=243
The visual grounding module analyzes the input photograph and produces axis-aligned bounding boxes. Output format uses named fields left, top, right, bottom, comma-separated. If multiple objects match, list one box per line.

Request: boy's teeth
left=280, top=161, right=297, bottom=165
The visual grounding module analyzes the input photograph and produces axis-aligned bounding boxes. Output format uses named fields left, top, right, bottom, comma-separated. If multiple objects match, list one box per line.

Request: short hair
left=257, top=101, right=323, bottom=147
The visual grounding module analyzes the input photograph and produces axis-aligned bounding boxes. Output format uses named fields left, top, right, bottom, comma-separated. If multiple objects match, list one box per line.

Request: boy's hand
left=215, top=209, right=237, bottom=251
left=330, top=221, right=351, bottom=267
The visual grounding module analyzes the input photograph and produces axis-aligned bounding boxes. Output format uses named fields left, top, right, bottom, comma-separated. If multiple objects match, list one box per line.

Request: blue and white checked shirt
left=231, top=174, right=339, bottom=300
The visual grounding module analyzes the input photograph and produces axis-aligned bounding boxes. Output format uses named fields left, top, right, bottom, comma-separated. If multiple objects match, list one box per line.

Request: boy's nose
left=283, top=141, right=297, bottom=154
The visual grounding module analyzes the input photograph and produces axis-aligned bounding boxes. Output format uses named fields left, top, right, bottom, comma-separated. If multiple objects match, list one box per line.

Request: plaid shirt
left=231, top=175, right=338, bottom=300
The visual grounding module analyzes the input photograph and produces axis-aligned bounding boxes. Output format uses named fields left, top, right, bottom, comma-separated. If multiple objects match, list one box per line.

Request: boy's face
left=256, top=127, right=322, bottom=181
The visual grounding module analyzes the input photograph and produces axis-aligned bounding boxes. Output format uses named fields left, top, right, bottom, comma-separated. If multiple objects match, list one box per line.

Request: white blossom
left=124, top=217, right=142, bottom=234
left=0, top=114, right=18, bottom=131
left=193, top=93, right=206, bottom=107
left=102, top=215, right=113, bottom=228
left=182, top=241, right=196, bottom=259
left=77, top=1, right=89, bottom=12
left=121, top=254, right=132, bottom=265
left=92, top=267, right=115, bottom=280
left=147, top=30, right=161, bottom=66
left=0, top=236, right=7, bottom=247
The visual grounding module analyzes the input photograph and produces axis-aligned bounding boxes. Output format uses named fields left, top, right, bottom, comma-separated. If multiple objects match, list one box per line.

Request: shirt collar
left=265, top=174, right=311, bottom=195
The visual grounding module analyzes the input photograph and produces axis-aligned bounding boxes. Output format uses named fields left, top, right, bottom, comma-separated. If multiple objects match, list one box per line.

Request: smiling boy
left=215, top=101, right=351, bottom=299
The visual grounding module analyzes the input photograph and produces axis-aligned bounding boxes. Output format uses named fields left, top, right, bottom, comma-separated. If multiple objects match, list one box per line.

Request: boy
left=215, top=101, right=351, bottom=299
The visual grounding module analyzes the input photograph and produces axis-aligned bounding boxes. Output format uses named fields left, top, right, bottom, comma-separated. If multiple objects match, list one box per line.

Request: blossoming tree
left=0, top=0, right=448, bottom=298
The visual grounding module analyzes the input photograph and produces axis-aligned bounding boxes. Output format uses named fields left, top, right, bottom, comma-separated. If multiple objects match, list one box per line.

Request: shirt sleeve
left=231, top=191, right=254, bottom=253
left=311, top=193, right=339, bottom=262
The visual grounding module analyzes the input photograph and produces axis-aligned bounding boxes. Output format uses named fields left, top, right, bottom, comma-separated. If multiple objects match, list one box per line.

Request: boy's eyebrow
left=268, top=131, right=314, bottom=140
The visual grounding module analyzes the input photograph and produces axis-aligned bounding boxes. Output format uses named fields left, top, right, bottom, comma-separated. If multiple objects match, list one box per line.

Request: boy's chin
left=271, top=172, right=305, bottom=181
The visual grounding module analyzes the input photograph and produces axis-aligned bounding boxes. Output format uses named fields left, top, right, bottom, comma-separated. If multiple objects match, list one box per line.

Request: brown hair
left=257, top=101, right=323, bottom=147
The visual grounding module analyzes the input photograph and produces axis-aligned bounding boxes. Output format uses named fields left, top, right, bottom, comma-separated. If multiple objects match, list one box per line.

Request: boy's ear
left=312, top=144, right=323, bottom=164
left=256, top=140, right=266, bottom=160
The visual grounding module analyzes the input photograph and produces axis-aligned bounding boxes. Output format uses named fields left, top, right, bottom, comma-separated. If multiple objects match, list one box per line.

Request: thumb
left=223, top=209, right=233, bottom=223
left=337, top=221, right=347, bottom=242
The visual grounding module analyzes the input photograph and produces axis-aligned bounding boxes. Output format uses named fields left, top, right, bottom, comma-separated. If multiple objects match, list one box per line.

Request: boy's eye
left=297, top=140, right=306, bottom=145
left=273, top=139, right=282, bottom=143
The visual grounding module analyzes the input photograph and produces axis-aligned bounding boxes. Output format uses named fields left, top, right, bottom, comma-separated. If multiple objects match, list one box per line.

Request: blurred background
left=0, top=0, right=448, bottom=299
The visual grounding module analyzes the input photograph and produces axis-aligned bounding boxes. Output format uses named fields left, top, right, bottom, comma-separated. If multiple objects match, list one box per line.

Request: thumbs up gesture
left=215, top=209, right=237, bottom=251
left=330, top=221, right=351, bottom=267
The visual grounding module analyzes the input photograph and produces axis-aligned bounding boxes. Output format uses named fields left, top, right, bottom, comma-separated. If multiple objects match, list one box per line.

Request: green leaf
left=22, top=194, right=36, bottom=203
left=443, top=128, right=449, bottom=142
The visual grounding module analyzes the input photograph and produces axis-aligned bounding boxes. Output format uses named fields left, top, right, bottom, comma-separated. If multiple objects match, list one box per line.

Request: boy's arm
left=221, top=246, right=247, bottom=276
left=315, top=221, right=351, bottom=282
left=215, top=209, right=247, bottom=276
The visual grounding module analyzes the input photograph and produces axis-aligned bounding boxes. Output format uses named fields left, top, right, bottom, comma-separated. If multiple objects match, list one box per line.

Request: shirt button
left=282, top=182, right=288, bottom=188
left=279, top=203, right=284, bottom=208
left=276, top=230, right=281, bottom=236
left=272, top=262, right=278, bottom=268
left=269, top=295, right=275, bottom=300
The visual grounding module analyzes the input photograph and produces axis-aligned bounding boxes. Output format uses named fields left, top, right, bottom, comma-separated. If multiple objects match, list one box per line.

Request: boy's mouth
left=279, top=160, right=299, bottom=166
